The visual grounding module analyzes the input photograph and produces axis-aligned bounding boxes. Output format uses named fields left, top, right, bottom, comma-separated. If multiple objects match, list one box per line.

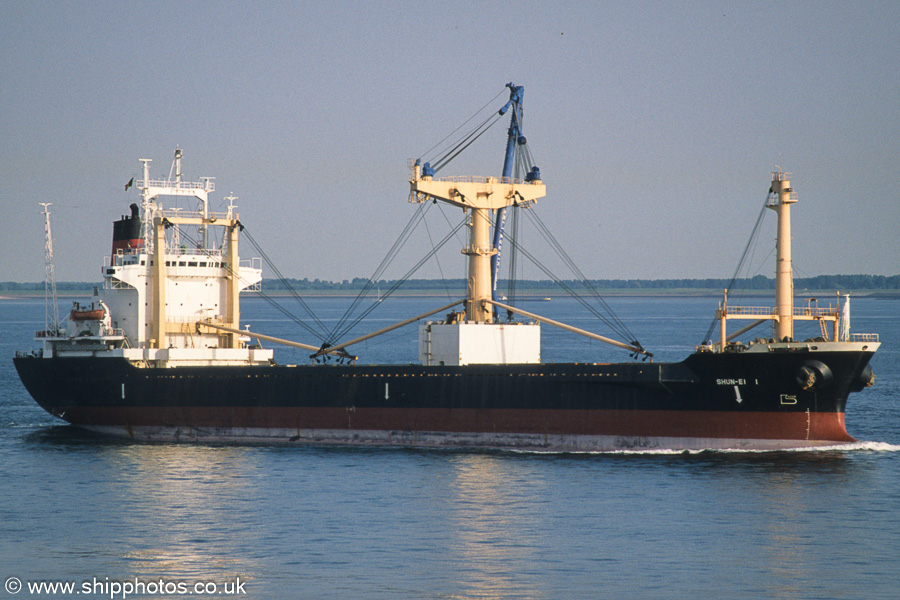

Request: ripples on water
left=2, top=296, right=898, bottom=599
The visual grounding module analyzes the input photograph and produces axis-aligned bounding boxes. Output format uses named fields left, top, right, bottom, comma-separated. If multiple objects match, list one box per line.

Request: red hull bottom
left=62, top=406, right=854, bottom=451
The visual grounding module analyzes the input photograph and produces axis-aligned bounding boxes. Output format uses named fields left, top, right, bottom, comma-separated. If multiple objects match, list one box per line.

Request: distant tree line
left=3, top=274, right=898, bottom=292
left=0, top=281, right=102, bottom=291
left=261, top=274, right=900, bottom=291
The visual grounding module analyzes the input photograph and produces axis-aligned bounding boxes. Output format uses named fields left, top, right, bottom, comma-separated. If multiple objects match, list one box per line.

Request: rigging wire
left=503, top=231, right=637, bottom=346
left=169, top=86, right=653, bottom=357
left=328, top=214, right=469, bottom=343
left=422, top=213, right=453, bottom=300
left=242, top=228, right=330, bottom=338
left=419, top=88, right=507, bottom=162
left=415, top=90, right=641, bottom=349
left=700, top=191, right=774, bottom=343
left=431, top=113, right=503, bottom=173
left=164, top=224, right=329, bottom=342
left=519, top=208, right=639, bottom=345
left=501, top=139, right=531, bottom=316
left=333, top=89, right=511, bottom=342
left=326, top=200, right=433, bottom=343
left=437, top=201, right=467, bottom=249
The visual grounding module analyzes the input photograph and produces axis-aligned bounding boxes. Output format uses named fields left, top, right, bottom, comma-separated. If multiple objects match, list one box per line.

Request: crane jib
left=491, top=83, right=524, bottom=299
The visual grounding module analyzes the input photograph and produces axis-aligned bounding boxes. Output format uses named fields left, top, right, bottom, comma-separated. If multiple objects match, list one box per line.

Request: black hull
left=13, top=348, right=877, bottom=451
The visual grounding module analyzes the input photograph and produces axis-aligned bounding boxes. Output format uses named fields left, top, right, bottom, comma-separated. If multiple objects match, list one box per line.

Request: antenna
left=39, top=203, right=60, bottom=334
left=139, top=158, right=153, bottom=253
left=224, top=193, right=238, bottom=220
left=174, top=147, right=182, bottom=186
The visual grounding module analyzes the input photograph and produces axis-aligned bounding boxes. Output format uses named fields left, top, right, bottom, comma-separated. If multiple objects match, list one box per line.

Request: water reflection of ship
left=111, top=446, right=258, bottom=582
left=445, top=455, right=543, bottom=598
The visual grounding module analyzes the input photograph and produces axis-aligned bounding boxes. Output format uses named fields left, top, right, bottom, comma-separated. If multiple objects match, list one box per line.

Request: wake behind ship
left=14, top=84, right=880, bottom=451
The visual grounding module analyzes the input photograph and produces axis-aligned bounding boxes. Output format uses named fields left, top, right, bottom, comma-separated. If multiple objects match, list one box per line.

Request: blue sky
left=1, top=1, right=897, bottom=283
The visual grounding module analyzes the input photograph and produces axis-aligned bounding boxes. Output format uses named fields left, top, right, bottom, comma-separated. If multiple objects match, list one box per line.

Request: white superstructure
left=37, top=150, right=273, bottom=367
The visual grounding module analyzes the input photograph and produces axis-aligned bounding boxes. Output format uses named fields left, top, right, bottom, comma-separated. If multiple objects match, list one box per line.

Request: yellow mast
left=409, top=163, right=546, bottom=323
left=465, top=207, right=497, bottom=322
left=769, top=171, right=797, bottom=341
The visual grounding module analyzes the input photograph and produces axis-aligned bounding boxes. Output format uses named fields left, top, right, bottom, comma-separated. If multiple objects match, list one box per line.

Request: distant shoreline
left=4, top=289, right=900, bottom=300
left=4, top=274, right=898, bottom=298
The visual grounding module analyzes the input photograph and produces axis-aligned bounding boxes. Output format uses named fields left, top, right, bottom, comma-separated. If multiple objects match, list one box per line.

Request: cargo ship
left=14, top=85, right=880, bottom=451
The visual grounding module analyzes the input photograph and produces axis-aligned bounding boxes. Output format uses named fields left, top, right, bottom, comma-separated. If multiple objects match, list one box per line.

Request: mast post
left=719, top=289, right=728, bottom=349
left=224, top=218, right=241, bottom=348
left=39, top=203, right=60, bottom=334
left=466, top=207, right=496, bottom=322
left=769, top=171, right=797, bottom=341
left=151, top=215, right=167, bottom=348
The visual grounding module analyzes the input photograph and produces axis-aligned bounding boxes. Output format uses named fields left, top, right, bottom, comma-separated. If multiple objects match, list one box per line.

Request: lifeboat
left=70, top=303, right=104, bottom=321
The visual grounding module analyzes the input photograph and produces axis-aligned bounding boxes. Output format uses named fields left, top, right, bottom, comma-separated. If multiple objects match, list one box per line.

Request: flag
left=125, top=177, right=134, bottom=191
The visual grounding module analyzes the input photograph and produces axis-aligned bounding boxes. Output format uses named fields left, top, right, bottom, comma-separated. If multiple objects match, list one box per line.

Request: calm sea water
left=2, top=295, right=898, bottom=600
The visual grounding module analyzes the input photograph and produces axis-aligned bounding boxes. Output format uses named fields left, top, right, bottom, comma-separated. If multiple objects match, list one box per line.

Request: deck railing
left=724, top=306, right=775, bottom=317
left=723, top=306, right=839, bottom=317
left=433, top=175, right=527, bottom=185
left=158, top=208, right=231, bottom=220
left=850, top=333, right=879, bottom=342
left=139, top=179, right=215, bottom=192
left=793, top=306, right=839, bottom=317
